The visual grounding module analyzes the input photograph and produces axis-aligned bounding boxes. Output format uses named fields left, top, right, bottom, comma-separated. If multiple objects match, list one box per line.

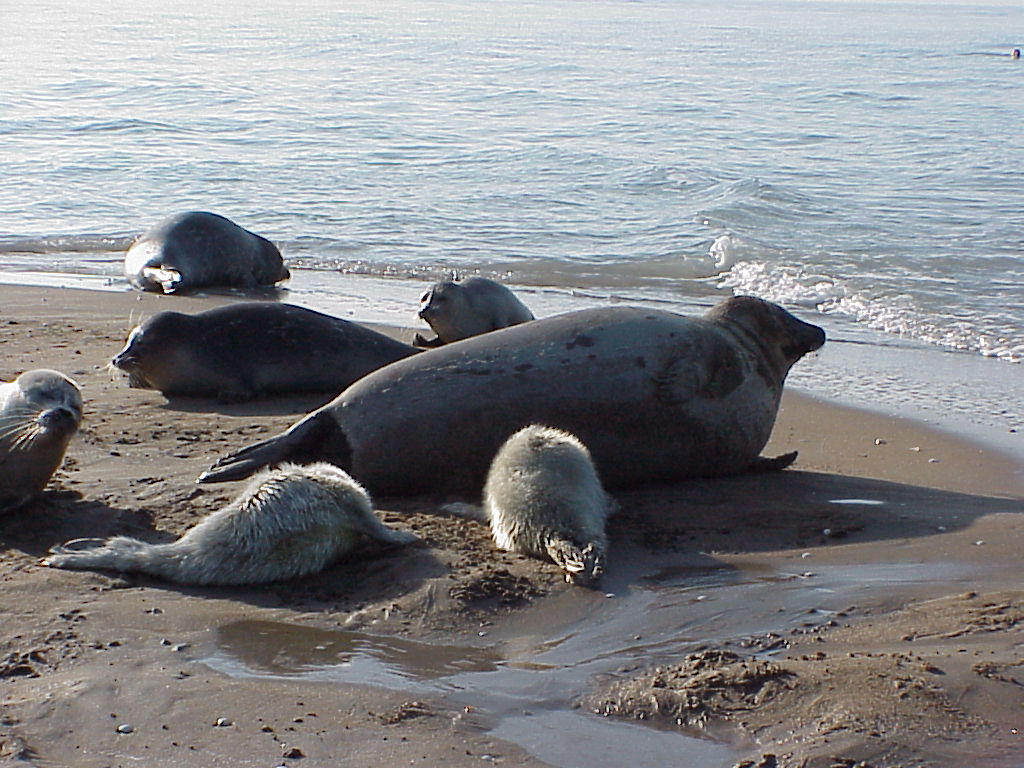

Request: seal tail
left=198, top=410, right=352, bottom=484
left=43, top=536, right=178, bottom=579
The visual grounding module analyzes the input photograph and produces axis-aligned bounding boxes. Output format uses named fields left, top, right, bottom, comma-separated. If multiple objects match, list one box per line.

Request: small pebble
left=116, top=724, right=134, bottom=734
left=213, top=717, right=231, bottom=727
left=874, top=438, right=886, bottom=445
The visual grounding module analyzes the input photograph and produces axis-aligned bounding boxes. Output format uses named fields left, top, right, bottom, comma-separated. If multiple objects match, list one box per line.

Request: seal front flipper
left=747, top=451, right=798, bottom=473
left=198, top=410, right=352, bottom=484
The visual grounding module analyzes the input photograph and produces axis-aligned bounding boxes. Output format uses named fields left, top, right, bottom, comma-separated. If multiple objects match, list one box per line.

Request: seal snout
left=38, top=406, right=80, bottom=433
left=786, top=316, right=826, bottom=360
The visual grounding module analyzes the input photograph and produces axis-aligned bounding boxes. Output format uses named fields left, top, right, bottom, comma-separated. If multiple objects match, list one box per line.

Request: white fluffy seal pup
left=43, top=462, right=416, bottom=585
left=414, top=276, right=534, bottom=347
left=0, top=370, right=83, bottom=514
left=484, top=425, right=612, bottom=587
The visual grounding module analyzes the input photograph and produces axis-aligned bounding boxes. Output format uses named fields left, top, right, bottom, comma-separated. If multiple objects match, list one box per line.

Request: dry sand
left=1, top=284, right=1021, bottom=768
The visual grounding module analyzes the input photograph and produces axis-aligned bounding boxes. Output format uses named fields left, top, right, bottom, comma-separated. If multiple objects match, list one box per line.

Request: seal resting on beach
left=0, top=370, right=82, bottom=513
left=484, top=425, right=612, bottom=587
left=201, top=296, right=825, bottom=496
left=125, top=211, right=289, bottom=294
left=414, top=276, right=534, bottom=347
left=44, top=462, right=417, bottom=585
left=111, top=302, right=419, bottom=402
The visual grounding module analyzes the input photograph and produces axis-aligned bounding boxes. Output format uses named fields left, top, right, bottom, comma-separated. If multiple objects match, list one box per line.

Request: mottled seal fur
left=0, top=370, right=82, bottom=513
left=414, top=276, right=534, bottom=347
left=484, top=425, right=612, bottom=587
left=125, top=211, right=289, bottom=294
left=44, top=462, right=416, bottom=585
left=201, top=296, right=825, bottom=496
left=112, top=302, right=419, bottom=401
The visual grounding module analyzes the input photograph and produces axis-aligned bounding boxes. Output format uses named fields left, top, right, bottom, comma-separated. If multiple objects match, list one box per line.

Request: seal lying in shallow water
left=0, top=370, right=82, bottom=513
left=125, top=211, right=289, bottom=294
left=414, top=276, right=534, bottom=347
left=201, top=296, right=826, bottom=496
left=44, top=462, right=417, bottom=585
left=484, top=425, right=613, bottom=587
left=112, top=302, right=419, bottom=402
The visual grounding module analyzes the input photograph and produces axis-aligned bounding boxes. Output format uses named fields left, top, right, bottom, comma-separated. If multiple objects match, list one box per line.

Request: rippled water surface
left=2, top=0, right=1022, bottom=436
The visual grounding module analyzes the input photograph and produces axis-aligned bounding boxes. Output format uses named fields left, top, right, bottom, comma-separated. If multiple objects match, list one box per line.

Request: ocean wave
left=0, top=234, right=134, bottom=255
left=719, top=260, right=1023, bottom=364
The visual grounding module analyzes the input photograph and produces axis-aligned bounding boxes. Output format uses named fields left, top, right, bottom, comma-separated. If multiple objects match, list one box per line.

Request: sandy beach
left=1, top=284, right=1022, bottom=768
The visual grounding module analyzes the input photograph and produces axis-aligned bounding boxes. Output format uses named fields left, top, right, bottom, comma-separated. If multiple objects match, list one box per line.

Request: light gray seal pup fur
left=414, top=276, right=534, bottom=347
left=484, top=425, right=612, bottom=587
left=43, top=462, right=417, bottom=585
left=201, top=296, right=825, bottom=496
left=0, top=370, right=82, bottom=514
left=125, top=211, right=289, bottom=294
left=112, top=302, right=419, bottom=402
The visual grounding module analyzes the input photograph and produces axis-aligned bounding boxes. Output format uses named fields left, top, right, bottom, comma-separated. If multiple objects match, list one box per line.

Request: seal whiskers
left=44, top=462, right=417, bottom=585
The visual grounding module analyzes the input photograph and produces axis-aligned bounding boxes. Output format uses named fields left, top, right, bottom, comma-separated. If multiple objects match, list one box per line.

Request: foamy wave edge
left=719, top=260, right=1023, bottom=364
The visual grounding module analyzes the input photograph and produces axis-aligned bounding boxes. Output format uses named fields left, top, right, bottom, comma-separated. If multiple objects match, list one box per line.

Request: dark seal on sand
left=112, top=302, right=419, bottom=402
left=125, top=211, right=289, bottom=293
left=201, top=296, right=825, bottom=495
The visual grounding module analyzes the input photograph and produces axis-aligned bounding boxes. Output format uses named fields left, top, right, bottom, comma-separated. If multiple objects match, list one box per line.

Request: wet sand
left=1, top=284, right=1021, bottom=768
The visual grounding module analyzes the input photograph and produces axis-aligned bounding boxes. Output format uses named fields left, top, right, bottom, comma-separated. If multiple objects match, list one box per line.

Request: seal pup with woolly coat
left=44, top=462, right=416, bottom=585
left=125, top=211, right=289, bottom=294
left=414, top=276, right=534, bottom=347
left=201, top=296, right=825, bottom=496
left=0, top=370, right=82, bottom=514
left=112, top=302, right=419, bottom=402
left=484, top=425, right=612, bottom=587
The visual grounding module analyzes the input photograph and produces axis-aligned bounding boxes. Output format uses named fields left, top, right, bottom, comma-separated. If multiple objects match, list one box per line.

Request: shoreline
left=1, top=283, right=1022, bottom=768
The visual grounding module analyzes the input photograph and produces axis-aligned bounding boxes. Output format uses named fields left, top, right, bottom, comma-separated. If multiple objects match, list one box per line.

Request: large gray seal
left=112, top=302, right=419, bottom=402
left=414, top=276, right=534, bottom=347
left=0, top=370, right=83, bottom=513
left=484, top=425, right=613, bottom=587
left=125, top=211, right=289, bottom=294
left=44, top=462, right=417, bottom=585
left=200, top=296, right=826, bottom=496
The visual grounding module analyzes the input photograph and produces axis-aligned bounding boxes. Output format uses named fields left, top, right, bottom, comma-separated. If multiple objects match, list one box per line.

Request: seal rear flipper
left=198, top=410, right=352, bottom=484
left=141, top=266, right=182, bottom=294
left=545, top=537, right=604, bottom=588
left=747, top=450, right=798, bottom=473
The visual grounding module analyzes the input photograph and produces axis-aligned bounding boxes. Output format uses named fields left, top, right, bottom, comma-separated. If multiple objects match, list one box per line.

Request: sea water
left=1, top=0, right=1021, bottom=450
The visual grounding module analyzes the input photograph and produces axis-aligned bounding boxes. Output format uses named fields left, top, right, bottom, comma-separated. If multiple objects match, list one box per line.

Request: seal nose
left=111, top=350, right=136, bottom=370
left=786, top=317, right=826, bottom=360
left=38, top=407, right=78, bottom=432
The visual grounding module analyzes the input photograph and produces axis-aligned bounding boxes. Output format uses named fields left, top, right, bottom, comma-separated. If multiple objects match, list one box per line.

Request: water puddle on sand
left=204, top=557, right=973, bottom=768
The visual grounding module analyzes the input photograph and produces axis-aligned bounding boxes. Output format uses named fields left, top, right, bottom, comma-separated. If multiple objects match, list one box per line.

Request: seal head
left=0, top=370, right=82, bottom=513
